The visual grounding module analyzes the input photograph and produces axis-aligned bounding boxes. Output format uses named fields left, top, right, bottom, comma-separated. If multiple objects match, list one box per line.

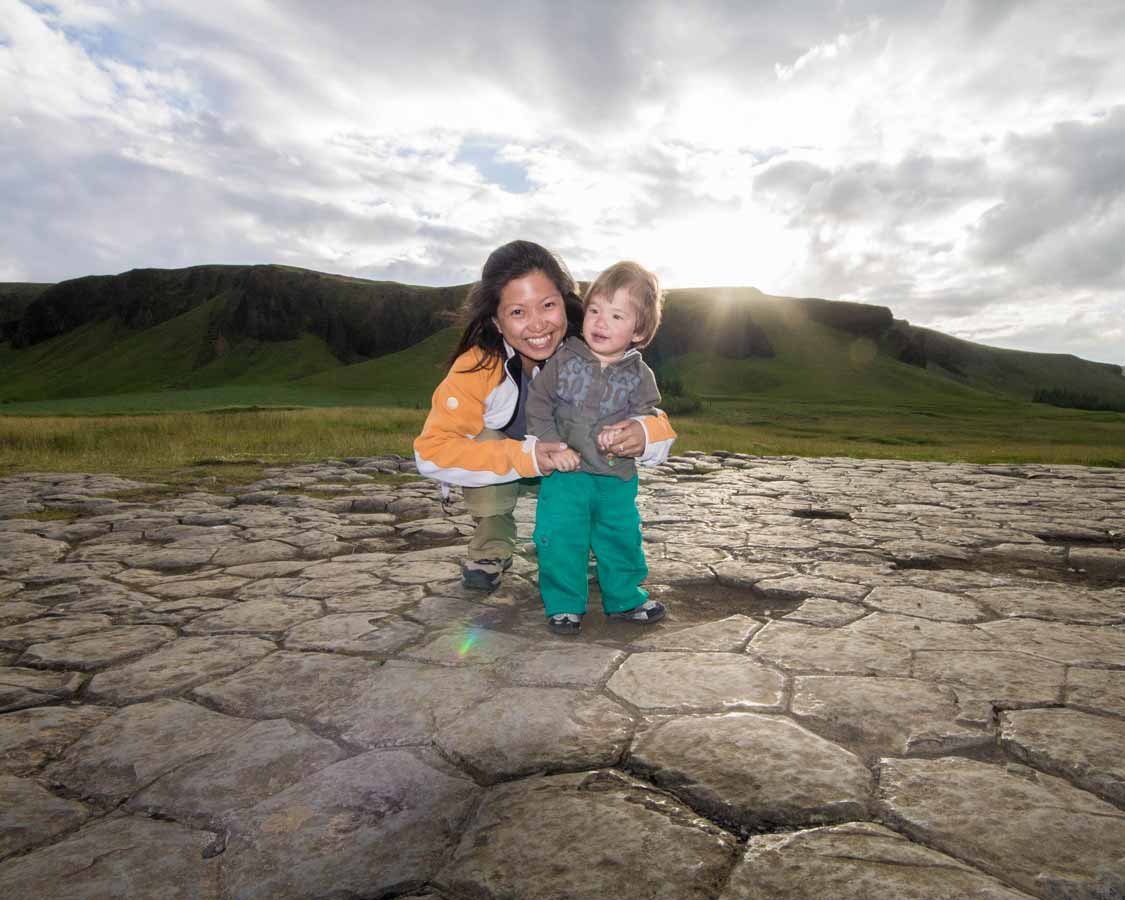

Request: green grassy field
left=2, top=394, right=1121, bottom=482
left=3, top=271, right=1123, bottom=477
left=0, top=407, right=425, bottom=479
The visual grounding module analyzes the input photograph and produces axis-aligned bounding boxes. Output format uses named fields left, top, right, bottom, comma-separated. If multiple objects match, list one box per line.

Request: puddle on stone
left=893, top=554, right=1121, bottom=588
left=644, top=583, right=802, bottom=624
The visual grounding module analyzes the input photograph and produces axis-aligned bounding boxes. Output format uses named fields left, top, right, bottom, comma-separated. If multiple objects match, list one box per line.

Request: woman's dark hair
left=447, top=240, right=583, bottom=371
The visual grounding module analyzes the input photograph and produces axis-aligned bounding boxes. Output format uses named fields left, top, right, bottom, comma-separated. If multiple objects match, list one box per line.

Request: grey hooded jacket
left=526, top=336, right=661, bottom=480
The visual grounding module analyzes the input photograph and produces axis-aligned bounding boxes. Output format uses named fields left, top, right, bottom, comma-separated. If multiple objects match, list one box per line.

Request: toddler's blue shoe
left=548, top=613, right=582, bottom=635
left=607, top=600, right=665, bottom=624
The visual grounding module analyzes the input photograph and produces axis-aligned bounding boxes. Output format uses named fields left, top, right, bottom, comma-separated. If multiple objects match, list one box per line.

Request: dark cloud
left=755, top=153, right=989, bottom=231
left=971, top=106, right=1125, bottom=287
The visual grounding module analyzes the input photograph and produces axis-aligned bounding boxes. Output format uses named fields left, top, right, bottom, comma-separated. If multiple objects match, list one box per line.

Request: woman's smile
left=493, top=269, right=568, bottom=373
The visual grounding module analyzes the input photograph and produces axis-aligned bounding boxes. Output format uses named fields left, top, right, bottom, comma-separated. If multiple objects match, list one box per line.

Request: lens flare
left=457, top=628, right=481, bottom=657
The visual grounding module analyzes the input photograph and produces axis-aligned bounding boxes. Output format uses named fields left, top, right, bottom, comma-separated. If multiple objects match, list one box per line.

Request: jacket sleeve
left=631, top=362, right=676, bottom=466
left=525, top=356, right=564, bottom=444
left=413, top=355, right=540, bottom=486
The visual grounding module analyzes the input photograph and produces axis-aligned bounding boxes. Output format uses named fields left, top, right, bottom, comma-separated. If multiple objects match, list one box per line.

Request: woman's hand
left=535, top=440, right=570, bottom=474
left=596, top=420, right=646, bottom=458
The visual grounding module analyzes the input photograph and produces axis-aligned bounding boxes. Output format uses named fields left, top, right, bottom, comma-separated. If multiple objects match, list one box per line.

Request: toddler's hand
left=596, top=427, right=622, bottom=452
left=553, top=448, right=581, bottom=472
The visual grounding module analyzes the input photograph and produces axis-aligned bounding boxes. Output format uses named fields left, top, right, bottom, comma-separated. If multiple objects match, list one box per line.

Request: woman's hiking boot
left=460, top=557, right=512, bottom=591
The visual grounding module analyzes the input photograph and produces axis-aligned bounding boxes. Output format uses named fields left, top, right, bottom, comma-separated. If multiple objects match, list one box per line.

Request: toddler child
left=526, top=261, right=670, bottom=634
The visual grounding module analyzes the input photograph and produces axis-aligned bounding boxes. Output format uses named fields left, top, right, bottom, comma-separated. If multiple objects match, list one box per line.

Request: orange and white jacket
left=414, top=342, right=676, bottom=488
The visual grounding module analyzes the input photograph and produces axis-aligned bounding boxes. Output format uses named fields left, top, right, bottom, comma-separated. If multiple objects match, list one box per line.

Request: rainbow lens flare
left=457, top=627, right=482, bottom=657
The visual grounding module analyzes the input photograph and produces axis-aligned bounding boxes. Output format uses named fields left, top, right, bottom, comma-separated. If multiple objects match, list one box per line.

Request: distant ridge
left=1, top=263, right=1122, bottom=411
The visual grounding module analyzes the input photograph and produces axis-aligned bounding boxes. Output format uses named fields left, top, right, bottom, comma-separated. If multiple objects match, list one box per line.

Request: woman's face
left=494, top=269, right=568, bottom=374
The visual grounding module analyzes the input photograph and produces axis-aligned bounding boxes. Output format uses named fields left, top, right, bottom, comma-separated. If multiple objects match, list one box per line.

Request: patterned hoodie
left=526, top=336, right=662, bottom=480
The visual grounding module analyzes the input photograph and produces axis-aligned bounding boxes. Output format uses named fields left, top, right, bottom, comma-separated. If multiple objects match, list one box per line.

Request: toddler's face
left=583, top=288, right=641, bottom=364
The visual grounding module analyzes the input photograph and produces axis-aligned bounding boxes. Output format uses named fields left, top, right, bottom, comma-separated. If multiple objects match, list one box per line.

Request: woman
left=414, top=240, right=676, bottom=591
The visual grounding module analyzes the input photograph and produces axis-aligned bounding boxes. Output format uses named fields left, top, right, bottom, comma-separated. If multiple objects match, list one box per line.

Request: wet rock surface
left=0, top=454, right=1122, bottom=897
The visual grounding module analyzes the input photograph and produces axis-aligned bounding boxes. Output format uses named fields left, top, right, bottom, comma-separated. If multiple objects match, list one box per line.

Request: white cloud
left=2, top=0, right=1124, bottom=363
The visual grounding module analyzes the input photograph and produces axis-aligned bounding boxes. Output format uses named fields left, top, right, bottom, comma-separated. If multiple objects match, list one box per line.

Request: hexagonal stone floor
left=1, top=454, right=1123, bottom=898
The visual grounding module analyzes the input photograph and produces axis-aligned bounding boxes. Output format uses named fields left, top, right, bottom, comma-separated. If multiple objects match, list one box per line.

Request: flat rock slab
left=85, top=635, right=276, bottom=703
left=390, top=595, right=488, bottom=630
left=608, top=651, right=785, bottom=711
left=632, top=614, right=761, bottom=651
left=0, top=532, right=69, bottom=575
left=191, top=649, right=379, bottom=720
left=144, top=574, right=249, bottom=598
left=233, top=576, right=309, bottom=600
left=0, top=614, right=112, bottom=649
left=629, top=712, right=871, bottom=830
left=491, top=644, right=626, bottom=687
left=323, top=584, right=424, bottom=613
left=878, top=756, right=1125, bottom=900
left=222, top=749, right=478, bottom=900
left=722, top=821, right=1038, bottom=900
left=0, top=774, right=90, bottom=860
left=711, top=560, right=796, bottom=588
left=1069, top=547, right=1125, bottom=578
left=864, top=585, right=986, bottom=622
left=435, top=687, right=633, bottom=783
left=141, top=595, right=232, bottom=623
left=848, top=612, right=999, bottom=651
left=0, top=815, right=221, bottom=899
left=18, top=625, right=176, bottom=670
left=1066, top=667, right=1125, bottom=716
left=318, top=662, right=501, bottom=749
left=47, top=698, right=253, bottom=802
left=382, top=559, right=462, bottom=585
left=756, top=575, right=869, bottom=602
left=750, top=620, right=911, bottom=676
left=0, top=600, right=46, bottom=625
left=912, top=649, right=1065, bottom=708
left=0, top=667, right=86, bottom=712
left=1001, top=707, right=1125, bottom=805
left=792, top=676, right=989, bottom=760
left=210, top=540, right=297, bottom=567
left=129, top=718, right=347, bottom=824
left=282, top=612, right=424, bottom=655
left=222, top=560, right=313, bottom=578
left=781, top=597, right=867, bottom=626
left=403, top=627, right=532, bottom=667
left=182, top=597, right=322, bottom=635
left=438, top=770, right=737, bottom=900
left=979, top=618, right=1125, bottom=665
left=126, top=547, right=215, bottom=571
left=980, top=542, right=1067, bottom=567
left=967, top=585, right=1123, bottom=625
left=0, top=705, right=113, bottom=775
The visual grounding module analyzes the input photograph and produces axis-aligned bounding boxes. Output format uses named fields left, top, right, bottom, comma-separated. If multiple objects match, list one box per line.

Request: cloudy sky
left=2, top=0, right=1124, bottom=363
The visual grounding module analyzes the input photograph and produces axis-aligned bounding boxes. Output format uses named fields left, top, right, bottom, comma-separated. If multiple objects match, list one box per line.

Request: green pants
left=533, top=471, right=648, bottom=617
left=463, top=430, right=539, bottom=562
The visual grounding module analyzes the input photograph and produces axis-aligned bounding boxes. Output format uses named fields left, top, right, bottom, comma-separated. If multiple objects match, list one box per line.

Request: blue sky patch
left=455, top=138, right=532, bottom=194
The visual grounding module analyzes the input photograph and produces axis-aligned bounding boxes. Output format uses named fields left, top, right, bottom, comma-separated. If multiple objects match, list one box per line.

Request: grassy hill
left=882, top=322, right=1125, bottom=407
left=1, top=264, right=1122, bottom=420
left=0, top=283, right=51, bottom=334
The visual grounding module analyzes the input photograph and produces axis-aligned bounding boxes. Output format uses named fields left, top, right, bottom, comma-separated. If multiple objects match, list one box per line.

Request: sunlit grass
left=2, top=398, right=1121, bottom=482
left=0, top=406, right=423, bottom=478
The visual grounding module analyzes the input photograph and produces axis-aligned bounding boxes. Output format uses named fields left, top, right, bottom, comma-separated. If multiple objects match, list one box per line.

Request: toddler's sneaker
left=548, top=613, right=582, bottom=635
left=460, top=557, right=512, bottom=591
left=607, top=599, right=665, bottom=624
